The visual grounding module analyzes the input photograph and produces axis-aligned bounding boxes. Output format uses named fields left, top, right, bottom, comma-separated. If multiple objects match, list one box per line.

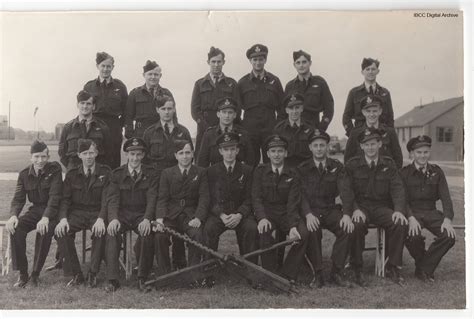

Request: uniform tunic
left=273, top=120, right=314, bottom=168
left=284, top=75, right=334, bottom=131
left=10, top=162, right=62, bottom=275
left=400, top=162, right=455, bottom=275
left=342, top=83, right=394, bottom=136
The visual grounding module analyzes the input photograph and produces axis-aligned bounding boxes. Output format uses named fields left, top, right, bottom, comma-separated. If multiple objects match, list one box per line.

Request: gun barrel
left=242, top=237, right=299, bottom=259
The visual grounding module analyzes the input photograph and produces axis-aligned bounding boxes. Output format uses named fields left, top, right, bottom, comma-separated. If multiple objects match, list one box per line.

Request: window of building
left=437, top=127, right=453, bottom=143
left=402, top=127, right=406, bottom=142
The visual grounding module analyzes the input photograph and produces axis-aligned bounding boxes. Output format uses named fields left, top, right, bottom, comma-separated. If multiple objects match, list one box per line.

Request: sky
left=0, top=10, right=464, bottom=138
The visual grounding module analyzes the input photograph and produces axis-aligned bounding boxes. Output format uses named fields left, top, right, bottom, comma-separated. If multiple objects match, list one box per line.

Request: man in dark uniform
left=143, top=96, right=192, bottom=270
left=154, top=140, right=209, bottom=280
left=105, top=137, right=159, bottom=292
left=284, top=50, right=334, bottom=131
left=297, top=130, right=353, bottom=288
left=58, top=90, right=112, bottom=171
left=197, top=97, right=255, bottom=167
left=344, top=95, right=403, bottom=168
left=274, top=93, right=314, bottom=168
left=84, top=52, right=128, bottom=169
left=55, top=139, right=110, bottom=288
left=342, top=127, right=408, bottom=286
left=401, top=135, right=456, bottom=282
left=191, top=46, right=241, bottom=155
left=204, top=132, right=258, bottom=261
left=252, top=135, right=308, bottom=281
left=343, top=57, right=394, bottom=137
left=238, top=44, right=285, bottom=164
left=6, top=141, right=62, bottom=287
left=125, top=60, right=174, bottom=138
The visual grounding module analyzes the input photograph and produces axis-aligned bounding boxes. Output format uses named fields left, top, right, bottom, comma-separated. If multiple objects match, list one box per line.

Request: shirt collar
left=251, top=70, right=266, bottom=80
left=128, top=164, right=142, bottom=175
left=160, top=120, right=174, bottom=130
left=413, top=162, right=427, bottom=172
left=30, top=164, right=45, bottom=177
left=271, top=164, right=283, bottom=174
left=288, top=119, right=301, bottom=127
left=224, top=161, right=236, bottom=171
left=313, top=158, right=327, bottom=168
left=364, top=81, right=377, bottom=92
left=218, top=124, right=233, bottom=133
left=209, top=72, right=225, bottom=83
left=297, top=72, right=312, bottom=82
left=98, top=76, right=113, bottom=85
left=83, top=164, right=96, bottom=176
left=178, top=164, right=192, bottom=174
left=365, top=156, right=379, bottom=167
left=76, top=115, right=94, bottom=124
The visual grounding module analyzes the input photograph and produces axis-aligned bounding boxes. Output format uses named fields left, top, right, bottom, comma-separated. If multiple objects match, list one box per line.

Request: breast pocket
left=66, top=131, right=81, bottom=154
left=199, top=86, right=214, bottom=111
left=322, top=174, right=338, bottom=196
left=352, top=171, right=369, bottom=196
left=241, top=86, right=257, bottom=108
left=135, top=96, right=150, bottom=117
left=374, top=173, right=391, bottom=197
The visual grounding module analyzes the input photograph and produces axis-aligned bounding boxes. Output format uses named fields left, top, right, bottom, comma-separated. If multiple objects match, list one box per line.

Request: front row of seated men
left=6, top=127, right=456, bottom=291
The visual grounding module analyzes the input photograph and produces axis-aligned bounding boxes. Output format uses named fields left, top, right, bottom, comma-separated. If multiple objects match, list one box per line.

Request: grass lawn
left=0, top=179, right=466, bottom=309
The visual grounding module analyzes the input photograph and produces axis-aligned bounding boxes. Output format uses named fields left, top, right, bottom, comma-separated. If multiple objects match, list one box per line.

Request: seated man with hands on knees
left=55, top=139, right=111, bottom=288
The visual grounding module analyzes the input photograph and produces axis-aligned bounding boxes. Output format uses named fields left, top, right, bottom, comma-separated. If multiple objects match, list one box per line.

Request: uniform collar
left=364, top=81, right=377, bottom=92
left=29, top=164, right=47, bottom=177
left=178, top=164, right=192, bottom=174
left=73, top=116, right=96, bottom=126
left=160, top=120, right=174, bottom=130
left=250, top=70, right=266, bottom=80
left=413, top=162, right=428, bottom=172
left=97, top=76, right=113, bottom=85
left=128, top=164, right=142, bottom=175
left=82, top=164, right=96, bottom=176
left=364, top=156, right=379, bottom=167
left=296, top=72, right=312, bottom=82
left=207, top=72, right=225, bottom=83
left=270, top=164, right=283, bottom=175
left=224, top=161, right=237, bottom=171
left=288, top=119, right=301, bottom=128
left=218, top=124, right=233, bottom=134
left=313, top=158, right=327, bottom=169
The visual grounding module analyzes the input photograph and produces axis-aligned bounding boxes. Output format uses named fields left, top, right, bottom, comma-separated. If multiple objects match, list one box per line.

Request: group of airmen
left=5, top=45, right=457, bottom=293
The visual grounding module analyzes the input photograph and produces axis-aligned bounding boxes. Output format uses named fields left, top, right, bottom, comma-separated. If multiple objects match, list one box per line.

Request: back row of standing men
left=6, top=45, right=456, bottom=293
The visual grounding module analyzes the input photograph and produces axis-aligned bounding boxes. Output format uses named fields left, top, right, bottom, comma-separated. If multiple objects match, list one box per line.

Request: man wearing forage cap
left=238, top=44, right=285, bottom=164
left=55, top=139, right=111, bottom=288
left=284, top=50, right=334, bottom=132
left=125, top=60, right=174, bottom=138
left=343, top=57, right=394, bottom=137
left=84, top=52, right=128, bottom=169
left=191, top=46, right=241, bottom=157
left=6, top=140, right=62, bottom=288
left=58, top=90, right=112, bottom=170
left=401, top=135, right=456, bottom=282
left=342, top=127, right=408, bottom=286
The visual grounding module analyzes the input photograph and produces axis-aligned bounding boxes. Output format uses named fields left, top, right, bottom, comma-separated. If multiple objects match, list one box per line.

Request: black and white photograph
left=0, top=4, right=469, bottom=315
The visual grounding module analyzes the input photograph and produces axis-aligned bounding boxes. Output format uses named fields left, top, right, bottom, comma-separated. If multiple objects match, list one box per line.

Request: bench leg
left=82, top=229, right=87, bottom=264
left=375, top=228, right=386, bottom=277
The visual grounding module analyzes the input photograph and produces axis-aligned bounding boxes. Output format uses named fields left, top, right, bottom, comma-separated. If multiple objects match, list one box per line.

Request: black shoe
left=138, top=278, right=151, bottom=292
left=13, top=273, right=29, bottom=288
left=309, top=273, right=325, bottom=289
left=45, top=259, right=62, bottom=271
left=66, top=273, right=85, bottom=287
left=30, top=274, right=39, bottom=287
left=105, top=280, right=120, bottom=293
left=386, top=266, right=405, bottom=286
left=415, top=268, right=428, bottom=282
left=201, top=276, right=215, bottom=288
left=354, top=270, right=368, bottom=287
left=426, top=272, right=435, bottom=283
left=330, top=271, right=351, bottom=288
left=86, top=272, right=97, bottom=288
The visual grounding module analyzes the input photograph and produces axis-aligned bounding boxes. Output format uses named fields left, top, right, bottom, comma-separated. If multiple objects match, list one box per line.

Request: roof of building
left=395, top=96, right=463, bottom=128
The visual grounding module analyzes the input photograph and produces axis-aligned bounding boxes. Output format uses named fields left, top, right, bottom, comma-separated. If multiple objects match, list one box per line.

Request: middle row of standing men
left=78, top=45, right=395, bottom=171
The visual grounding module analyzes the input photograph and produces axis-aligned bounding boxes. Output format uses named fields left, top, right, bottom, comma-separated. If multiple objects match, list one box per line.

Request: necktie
left=292, top=122, right=298, bottom=131
left=318, top=162, right=324, bottom=174
left=87, top=168, right=92, bottom=177
left=367, top=161, right=376, bottom=197
left=274, top=168, right=280, bottom=181
left=369, top=85, right=374, bottom=95
left=183, top=169, right=188, bottom=179
left=85, top=168, right=92, bottom=185
left=418, top=167, right=425, bottom=175
left=164, top=123, right=170, bottom=135
left=224, top=127, right=229, bottom=133
left=81, top=119, right=88, bottom=135
left=227, top=165, right=233, bottom=176
left=37, top=169, right=43, bottom=177
left=101, top=80, right=107, bottom=88
left=132, top=169, right=138, bottom=181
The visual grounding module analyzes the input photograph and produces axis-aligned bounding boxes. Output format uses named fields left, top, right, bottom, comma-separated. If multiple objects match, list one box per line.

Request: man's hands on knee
left=92, top=218, right=106, bottom=237
left=138, top=218, right=151, bottom=236
left=441, top=218, right=456, bottom=239
left=352, top=209, right=366, bottom=223
left=36, top=217, right=49, bottom=236
left=305, top=213, right=319, bottom=232
left=107, top=219, right=121, bottom=236
left=55, top=218, right=69, bottom=237
left=188, top=217, right=201, bottom=228
left=257, top=218, right=271, bottom=234
left=6, top=216, right=18, bottom=235
left=392, top=211, right=408, bottom=225
left=339, top=214, right=354, bottom=233
left=408, top=216, right=421, bottom=236
left=226, top=213, right=242, bottom=229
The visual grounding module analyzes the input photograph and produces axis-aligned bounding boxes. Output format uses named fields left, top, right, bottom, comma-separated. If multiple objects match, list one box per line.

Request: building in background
left=0, top=115, right=15, bottom=140
left=395, top=97, right=463, bottom=162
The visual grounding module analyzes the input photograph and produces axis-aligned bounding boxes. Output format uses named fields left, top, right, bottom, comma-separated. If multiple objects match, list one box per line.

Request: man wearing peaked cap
left=273, top=93, right=314, bottom=168
left=124, top=60, right=174, bottom=138
left=342, top=123, right=408, bottom=286
left=343, top=57, right=394, bottom=137
left=197, top=97, right=255, bottom=167
left=401, top=135, right=456, bottom=282
left=344, top=95, right=403, bottom=168
left=104, top=136, right=159, bottom=292
left=6, top=140, right=62, bottom=288
left=296, top=128, right=353, bottom=288
left=204, top=131, right=258, bottom=267
left=84, top=51, right=128, bottom=170
left=55, top=139, right=111, bottom=288
left=58, top=90, right=112, bottom=171
left=284, top=50, right=334, bottom=131
left=238, top=44, right=284, bottom=164
left=191, top=46, right=241, bottom=157
left=252, top=133, right=309, bottom=281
